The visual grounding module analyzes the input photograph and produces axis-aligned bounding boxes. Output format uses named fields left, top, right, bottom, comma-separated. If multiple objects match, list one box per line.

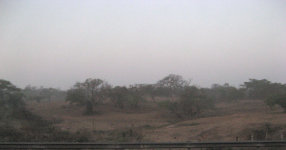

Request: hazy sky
left=1, top=0, right=286, bottom=89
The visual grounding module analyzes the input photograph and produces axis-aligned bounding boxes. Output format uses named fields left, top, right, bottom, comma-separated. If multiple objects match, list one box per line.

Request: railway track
left=1, top=141, right=286, bottom=149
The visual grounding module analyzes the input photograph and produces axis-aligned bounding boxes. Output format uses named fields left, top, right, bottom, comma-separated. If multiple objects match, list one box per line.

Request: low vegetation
left=265, top=94, right=286, bottom=112
left=66, top=78, right=111, bottom=115
left=0, top=79, right=89, bottom=142
left=1, top=74, right=286, bottom=142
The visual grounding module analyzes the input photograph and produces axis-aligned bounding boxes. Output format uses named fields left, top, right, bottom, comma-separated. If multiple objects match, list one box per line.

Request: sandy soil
left=26, top=99, right=286, bottom=142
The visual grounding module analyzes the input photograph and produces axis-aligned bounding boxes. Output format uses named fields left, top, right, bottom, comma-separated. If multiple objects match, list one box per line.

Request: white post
left=251, top=134, right=254, bottom=141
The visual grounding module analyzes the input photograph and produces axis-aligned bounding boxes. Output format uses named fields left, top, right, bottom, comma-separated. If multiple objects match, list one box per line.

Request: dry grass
left=26, top=99, right=286, bottom=142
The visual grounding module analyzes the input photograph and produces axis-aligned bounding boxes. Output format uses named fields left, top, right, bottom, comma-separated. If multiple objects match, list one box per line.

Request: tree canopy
left=66, top=78, right=111, bottom=115
left=0, top=79, right=24, bottom=119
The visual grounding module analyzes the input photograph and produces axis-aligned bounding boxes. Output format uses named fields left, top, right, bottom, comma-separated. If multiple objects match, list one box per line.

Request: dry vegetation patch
left=26, top=99, right=286, bottom=142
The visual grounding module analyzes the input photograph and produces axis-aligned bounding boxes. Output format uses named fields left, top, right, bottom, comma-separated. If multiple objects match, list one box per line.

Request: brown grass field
left=26, top=99, right=286, bottom=142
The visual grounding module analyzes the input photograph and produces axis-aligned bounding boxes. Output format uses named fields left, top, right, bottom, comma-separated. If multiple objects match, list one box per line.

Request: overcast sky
left=0, top=0, right=286, bottom=89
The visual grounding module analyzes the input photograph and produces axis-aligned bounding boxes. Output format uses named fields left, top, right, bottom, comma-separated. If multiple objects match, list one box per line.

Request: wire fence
left=1, top=141, right=286, bottom=149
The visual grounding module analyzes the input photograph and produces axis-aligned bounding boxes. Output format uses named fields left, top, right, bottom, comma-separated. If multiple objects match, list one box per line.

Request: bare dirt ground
left=26, top=99, right=286, bottom=142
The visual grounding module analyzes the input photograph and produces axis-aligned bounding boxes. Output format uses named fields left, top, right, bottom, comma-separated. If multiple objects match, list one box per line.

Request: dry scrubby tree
left=129, top=84, right=157, bottom=102
left=128, top=86, right=145, bottom=108
left=0, top=79, right=91, bottom=142
left=109, top=86, right=128, bottom=109
left=155, top=74, right=214, bottom=118
left=0, top=79, right=24, bottom=119
left=265, top=94, right=286, bottom=112
left=168, top=86, right=214, bottom=119
left=205, top=83, right=244, bottom=102
left=242, top=79, right=286, bottom=99
left=66, top=78, right=111, bottom=115
left=66, top=78, right=145, bottom=113
left=242, top=79, right=286, bottom=111
left=23, top=86, right=66, bottom=102
left=157, top=74, right=190, bottom=100
left=157, top=74, right=190, bottom=90
left=109, top=86, right=144, bottom=109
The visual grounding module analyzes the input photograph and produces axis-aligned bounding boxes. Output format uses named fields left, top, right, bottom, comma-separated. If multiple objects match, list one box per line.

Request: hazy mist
left=1, top=0, right=286, bottom=89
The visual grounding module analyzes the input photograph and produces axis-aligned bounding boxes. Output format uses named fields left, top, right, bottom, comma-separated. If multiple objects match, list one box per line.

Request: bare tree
left=66, top=78, right=111, bottom=115
left=157, top=74, right=190, bottom=100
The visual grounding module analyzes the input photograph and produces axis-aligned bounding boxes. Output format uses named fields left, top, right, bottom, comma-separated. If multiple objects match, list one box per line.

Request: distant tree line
left=66, top=75, right=286, bottom=117
left=0, top=80, right=90, bottom=142
left=23, top=86, right=66, bottom=102
left=1, top=76, right=286, bottom=142
left=1, top=76, right=285, bottom=142
left=2, top=74, right=286, bottom=118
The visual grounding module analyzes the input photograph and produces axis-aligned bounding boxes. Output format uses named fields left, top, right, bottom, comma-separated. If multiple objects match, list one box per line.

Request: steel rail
left=0, top=141, right=286, bottom=149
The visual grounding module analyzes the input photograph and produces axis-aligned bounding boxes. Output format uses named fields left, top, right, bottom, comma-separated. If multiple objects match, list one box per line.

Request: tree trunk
left=85, top=101, right=93, bottom=115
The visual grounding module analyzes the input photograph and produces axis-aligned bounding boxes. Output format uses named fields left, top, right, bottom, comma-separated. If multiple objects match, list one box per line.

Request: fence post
left=265, top=130, right=268, bottom=140
left=281, top=133, right=284, bottom=141
left=92, top=119, right=95, bottom=130
left=236, top=136, right=239, bottom=142
left=251, top=134, right=254, bottom=141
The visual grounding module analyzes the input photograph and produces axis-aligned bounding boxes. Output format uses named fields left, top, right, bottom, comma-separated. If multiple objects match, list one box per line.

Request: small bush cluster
left=0, top=79, right=90, bottom=142
left=265, top=94, right=286, bottom=112
left=158, top=86, right=214, bottom=119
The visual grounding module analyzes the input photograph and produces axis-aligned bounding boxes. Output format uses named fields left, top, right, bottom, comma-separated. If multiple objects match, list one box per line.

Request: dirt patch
left=26, top=99, right=286, bottom=142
